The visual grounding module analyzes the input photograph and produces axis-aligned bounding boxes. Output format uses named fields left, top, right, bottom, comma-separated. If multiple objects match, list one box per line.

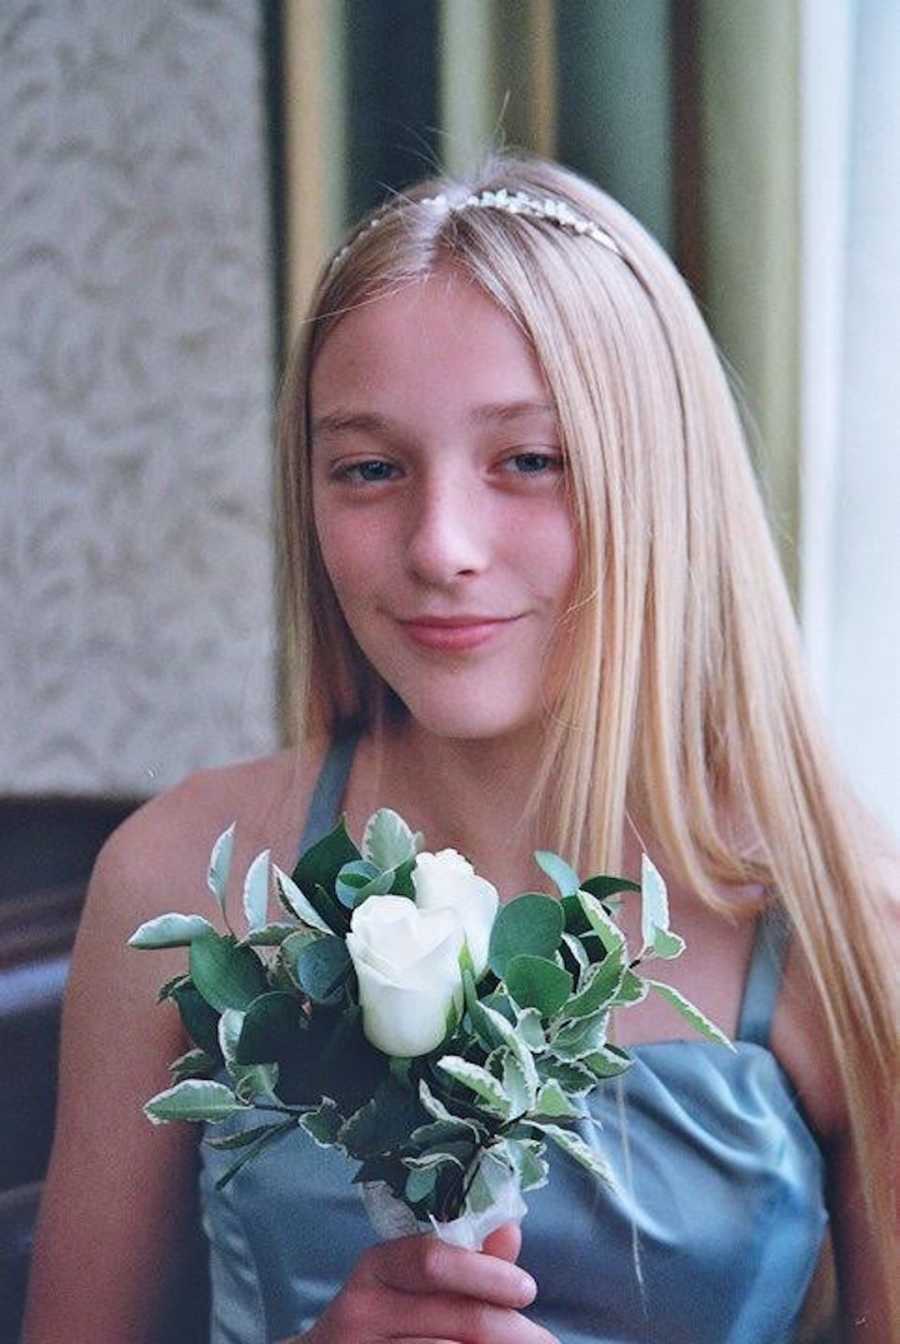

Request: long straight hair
left=276, top=153, right=897, bottom=1324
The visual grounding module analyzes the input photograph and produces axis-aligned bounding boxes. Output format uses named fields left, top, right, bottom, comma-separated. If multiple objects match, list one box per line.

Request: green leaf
left=157, top=972, right=191, bottom=1003
left=532, top=1122, right=616, bottom=1188
left=479, top=1004, right=539, bottom=1108
left=189, top=930, right=269, bottom=1012
left=515, top=1007, right=545, bottom=1050
left=213, top=1119, right=297, bottom=1189
left=640, top=852, right=669, bottom=951
left=560, top=931, right=589, bottom=976
left=291, top=817, right=360, bottom=918
left=488, top=893, right=565, bottom=979
left=217, top=1008, right=246, bottom=1069
left=144, top=1079, right=244, bottom=1126
left=170, top=979, right=222, bottom=1058
left=651, top=927, right=686, bottom=960
left=336, top=860, right=395, bottom=910
left=536, top=1056, right=595, bottom=1097
left=272, top=866, right=335, bottom=934
left=169, top=1047, right=216, bottom=1083
left=362, top=808, right=417, bottom=870
left=239, top=922, right=299, bottom=947
left=242, top=849, right=271, bottom=933
left=502, top=1137, right=550, bottom=1192
left=406, top=1164, right=438, bottom=1203
left=580, top=874, right=640, bottom=902
left=234, top=1062, right=279, bottom=1103
left=561, top=945, right=626, bottom=1019
left=235, top=991, right=303, bottom=1064
left=551, top=1008, right=609, bottom=1061
left=582, top=1043, right=633, bottom=1079
left=644, top=979, right=735, bottom=1050
left=502, top=1051, right=532, bottom=1116
left=436, top=1056, right=511, bottom=1116
left=534, top=850, right=581, bottom=898
left=576, top=891, right=626, bottom=958
left=340, top=1078, right=423, bottom=1158
left=534, top=1078, right=582, bottom=1118
left=207, top=823, right=236, bottom=911
left=292, top=934, right=351, bottom=1004
left=299, top=1097, right=343, bottom=1147
left=128, top=913, right=216, bottom=949
left=504, top=954, right=573, bottom=1017
left=611, top=970, right=649, bottom=1006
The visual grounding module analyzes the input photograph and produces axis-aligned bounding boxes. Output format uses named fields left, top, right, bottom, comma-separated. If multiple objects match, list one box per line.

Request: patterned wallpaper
left=1, top=1, right=278, bottom=795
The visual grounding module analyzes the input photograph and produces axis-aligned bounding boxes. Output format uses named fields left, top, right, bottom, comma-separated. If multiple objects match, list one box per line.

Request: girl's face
left=309, top=270, right=577, bottom=742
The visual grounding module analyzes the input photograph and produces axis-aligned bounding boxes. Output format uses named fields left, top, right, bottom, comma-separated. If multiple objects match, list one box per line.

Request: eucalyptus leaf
left=534, top=849, right=581, bottom=898
left=291, top=817, right=360, bottom=917
left=292, top=934, right=351, bottom=1004
left=144, top=1079, right=245, bottom=1126
left=243, top=849, right=271, bottom=934
left=645, top=979, right=736, bottom=1050
left=336, top=861, right=395, bottom=910
left=190, top=930, right=269, bottom=1013
left=207, top=823, right=236, bottom=911
left=504, top=954, right=572, bottom=1017
left=362, top=808, right=417, bottom=870
left=128, top=913, right=216, bottom=949
left=236, top=991, right=303, bottom=1065
left=488, top=893, right=564, bottom=979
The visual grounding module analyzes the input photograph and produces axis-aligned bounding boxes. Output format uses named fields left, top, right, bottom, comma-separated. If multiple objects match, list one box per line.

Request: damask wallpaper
left=1, top=1, right=278, bottom=795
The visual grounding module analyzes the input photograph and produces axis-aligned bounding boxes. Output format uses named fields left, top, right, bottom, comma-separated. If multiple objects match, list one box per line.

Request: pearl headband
left=328, top=185, right=623, bottom=275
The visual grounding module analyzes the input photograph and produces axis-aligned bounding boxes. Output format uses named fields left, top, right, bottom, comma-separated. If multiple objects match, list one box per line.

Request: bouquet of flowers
left=130, top=809, right=731, bottom=1247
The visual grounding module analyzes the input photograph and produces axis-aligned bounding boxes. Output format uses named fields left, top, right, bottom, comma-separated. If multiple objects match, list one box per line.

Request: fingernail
left=516, top=1270, right=537, bottom=1301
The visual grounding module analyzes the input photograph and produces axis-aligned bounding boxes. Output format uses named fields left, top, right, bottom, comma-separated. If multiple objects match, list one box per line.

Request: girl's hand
left=289, top=1222, right=558, bottom=1343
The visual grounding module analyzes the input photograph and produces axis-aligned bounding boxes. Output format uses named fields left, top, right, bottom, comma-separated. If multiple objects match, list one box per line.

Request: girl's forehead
left=310, top=273, right=551, bottom=416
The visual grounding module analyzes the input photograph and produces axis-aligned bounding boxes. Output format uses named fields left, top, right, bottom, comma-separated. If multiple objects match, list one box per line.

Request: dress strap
left=736, top=906, right=792, bottom=1048
left=297, top=731, right=361, bottom=856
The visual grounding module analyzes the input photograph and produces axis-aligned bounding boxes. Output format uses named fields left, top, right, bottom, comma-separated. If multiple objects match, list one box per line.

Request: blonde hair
left=277, top=152, right=897, bottom=1324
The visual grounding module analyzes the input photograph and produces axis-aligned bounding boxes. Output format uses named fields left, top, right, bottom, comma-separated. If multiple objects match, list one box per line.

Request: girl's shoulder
left=92, top=738, right=332, bottom=927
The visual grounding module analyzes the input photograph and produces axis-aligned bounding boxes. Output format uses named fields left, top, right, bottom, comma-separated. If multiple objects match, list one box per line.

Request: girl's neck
left=357, top=716, right=552, bottom=896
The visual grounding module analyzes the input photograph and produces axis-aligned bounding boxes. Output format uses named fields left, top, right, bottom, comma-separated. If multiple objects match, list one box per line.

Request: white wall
left=0, top=1, right=277, bottom=795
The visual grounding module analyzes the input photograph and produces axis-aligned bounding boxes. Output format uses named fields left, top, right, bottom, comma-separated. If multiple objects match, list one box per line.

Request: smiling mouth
left=397, top=616, right=520, bottom=651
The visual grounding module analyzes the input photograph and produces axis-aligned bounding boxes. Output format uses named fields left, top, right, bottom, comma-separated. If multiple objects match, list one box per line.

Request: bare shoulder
left=90, top=737, right=331, bottom=930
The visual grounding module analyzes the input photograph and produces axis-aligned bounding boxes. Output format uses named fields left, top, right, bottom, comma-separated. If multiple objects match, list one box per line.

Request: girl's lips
left=398, top=617, right=518, bottom=651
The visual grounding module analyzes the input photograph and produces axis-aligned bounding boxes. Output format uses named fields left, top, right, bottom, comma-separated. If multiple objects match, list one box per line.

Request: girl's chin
left=392, top=691, right=542, bottom=744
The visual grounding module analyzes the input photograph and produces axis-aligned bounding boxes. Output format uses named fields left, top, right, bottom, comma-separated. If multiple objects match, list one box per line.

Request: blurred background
left=1, top=4, right=897, bottom=1335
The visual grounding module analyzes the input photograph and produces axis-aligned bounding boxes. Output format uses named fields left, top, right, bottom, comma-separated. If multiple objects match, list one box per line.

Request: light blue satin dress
left=199, top=735, right=828, bottom=1343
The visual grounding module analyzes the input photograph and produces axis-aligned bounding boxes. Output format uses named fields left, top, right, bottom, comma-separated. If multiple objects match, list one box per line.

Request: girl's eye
left=335, top=460, right=399, bottom=485
left=504, top=451, right=563, bottom=475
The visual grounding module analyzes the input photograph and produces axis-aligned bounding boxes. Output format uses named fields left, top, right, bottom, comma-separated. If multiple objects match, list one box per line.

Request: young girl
left=25, top=153, right=896, bottom=1343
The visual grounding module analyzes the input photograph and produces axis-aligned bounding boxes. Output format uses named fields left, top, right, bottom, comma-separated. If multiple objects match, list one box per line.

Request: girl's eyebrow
left=310, top=399, right=557, bottom=442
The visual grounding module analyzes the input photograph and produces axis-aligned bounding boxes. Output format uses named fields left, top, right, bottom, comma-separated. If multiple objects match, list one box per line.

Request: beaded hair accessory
left=328, top=185, right=623, bottom=274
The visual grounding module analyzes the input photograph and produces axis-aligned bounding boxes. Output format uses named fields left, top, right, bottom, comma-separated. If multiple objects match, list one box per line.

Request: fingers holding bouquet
left=296, top=1223, right=557, bottom=1344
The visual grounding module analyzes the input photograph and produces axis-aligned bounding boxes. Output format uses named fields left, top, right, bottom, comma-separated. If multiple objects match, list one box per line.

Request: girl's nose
left=405, top=475, right=490, bottom=586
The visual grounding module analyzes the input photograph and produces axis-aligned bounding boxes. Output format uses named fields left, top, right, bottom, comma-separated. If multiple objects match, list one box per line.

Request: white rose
left=412, top=849, right=498, bottom=979
left=346, top=896, right=465, bottom=1057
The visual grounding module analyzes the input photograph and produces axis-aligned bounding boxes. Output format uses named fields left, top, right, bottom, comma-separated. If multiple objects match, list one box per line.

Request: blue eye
left=338, top=460, right=398, bottom=484
left=507, top=452, right=562, bottom=474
